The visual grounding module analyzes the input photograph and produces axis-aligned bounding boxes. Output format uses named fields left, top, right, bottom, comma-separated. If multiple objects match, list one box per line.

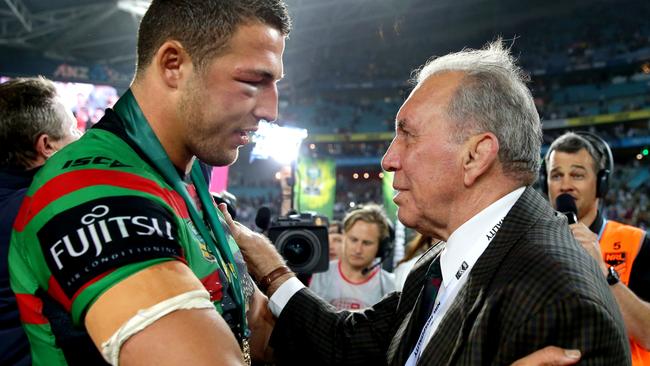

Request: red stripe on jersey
left=15, top=294, right=49, bottom=325
left=201, top=271, right=223, bottom=302
left=14, top=196, right=33, bottom=233
left=13, top=169, right=189, bottom=232
left=71, top=270, right=113, bottom=303
left=47, top=276, right=73, bottom=312
left=175, top=253, right=188, bottom=266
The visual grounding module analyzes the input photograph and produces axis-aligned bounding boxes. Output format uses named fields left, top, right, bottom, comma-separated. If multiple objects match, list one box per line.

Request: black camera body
left=267, top=212, right=329, bottom=274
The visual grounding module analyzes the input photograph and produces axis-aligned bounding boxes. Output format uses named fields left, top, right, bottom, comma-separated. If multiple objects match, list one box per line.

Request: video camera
left=266, top=212, right=329, bottom=274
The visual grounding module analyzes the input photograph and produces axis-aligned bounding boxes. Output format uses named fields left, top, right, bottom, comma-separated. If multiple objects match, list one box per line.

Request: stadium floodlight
left=117, top=0, right=151, bottom=16
left=250, top=121, right=308, bottom=165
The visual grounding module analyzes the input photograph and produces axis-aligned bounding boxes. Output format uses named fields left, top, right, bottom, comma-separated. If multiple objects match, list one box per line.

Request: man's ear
left=33, top=133, right=56, bottom=165
left=462, top=132, right=499, bottom=186
left=155, top=40, right=193, bottom=89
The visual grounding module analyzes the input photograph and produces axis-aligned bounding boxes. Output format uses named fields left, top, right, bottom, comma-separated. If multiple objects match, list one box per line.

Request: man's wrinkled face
left=381, top=72, right=466, bottom=235
left=180, top=21, right=285, bottom=167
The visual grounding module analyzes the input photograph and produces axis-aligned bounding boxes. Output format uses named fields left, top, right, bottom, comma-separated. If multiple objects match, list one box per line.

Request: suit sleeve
left=493, top=296, right=631, bottom=366
left=269, top=287, right=400, bottom=366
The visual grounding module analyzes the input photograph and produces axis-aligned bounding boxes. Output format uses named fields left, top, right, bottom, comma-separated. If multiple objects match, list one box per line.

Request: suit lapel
left=417, top=187, right=548, bottom=365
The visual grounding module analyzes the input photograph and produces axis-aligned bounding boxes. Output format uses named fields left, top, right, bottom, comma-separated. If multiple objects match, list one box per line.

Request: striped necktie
left=416, top=256, right=443, bottom=332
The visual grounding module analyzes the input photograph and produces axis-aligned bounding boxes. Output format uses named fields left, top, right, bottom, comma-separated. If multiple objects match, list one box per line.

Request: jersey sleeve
left=22, top=194, right=186, bottom=324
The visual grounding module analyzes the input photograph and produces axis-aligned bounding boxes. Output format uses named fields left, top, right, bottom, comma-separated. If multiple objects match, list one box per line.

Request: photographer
left=309, top=204, right=396, bottom=310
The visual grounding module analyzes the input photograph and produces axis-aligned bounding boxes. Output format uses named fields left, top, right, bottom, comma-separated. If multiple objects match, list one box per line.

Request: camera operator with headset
left=544, top=131, right=650, bottom=365
left=309, top=204, right=396, bottom=310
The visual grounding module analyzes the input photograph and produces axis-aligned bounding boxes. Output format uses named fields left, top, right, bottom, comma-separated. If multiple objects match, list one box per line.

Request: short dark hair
left=136, top=0, right=291, bottom=75
left=545, top=132, right=603, bottom=174
left=0, top=77, right=65, bottom=168
left=329, top=220, right=343, bottom=234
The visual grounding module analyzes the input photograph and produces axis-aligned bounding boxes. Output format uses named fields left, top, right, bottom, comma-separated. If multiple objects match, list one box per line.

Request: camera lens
left=275, top=229, right=320, bottom=272
left=283, top=237, right=313, bottom=264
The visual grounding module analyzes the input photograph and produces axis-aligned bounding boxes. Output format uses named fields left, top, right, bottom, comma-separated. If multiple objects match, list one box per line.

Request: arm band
left=100, top=289, right=214, bottom=365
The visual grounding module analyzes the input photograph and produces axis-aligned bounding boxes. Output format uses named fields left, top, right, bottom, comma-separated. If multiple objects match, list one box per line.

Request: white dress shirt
left=404, top=186, right=524, bottom=365
left=269, top=187, right=525, bottom=365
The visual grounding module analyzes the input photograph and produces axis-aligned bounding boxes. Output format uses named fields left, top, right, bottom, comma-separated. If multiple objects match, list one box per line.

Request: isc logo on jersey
left=37, top=196, right=182, bottom=297
left=61, top=156, right=132, bottom=169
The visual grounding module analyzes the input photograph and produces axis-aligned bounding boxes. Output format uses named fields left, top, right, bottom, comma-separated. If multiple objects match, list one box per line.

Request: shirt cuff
left=268, top=276, right=305, bottom=317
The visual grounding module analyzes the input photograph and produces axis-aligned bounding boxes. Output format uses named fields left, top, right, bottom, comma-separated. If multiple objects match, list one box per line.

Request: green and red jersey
left=9, top=110, right=253, bottom=365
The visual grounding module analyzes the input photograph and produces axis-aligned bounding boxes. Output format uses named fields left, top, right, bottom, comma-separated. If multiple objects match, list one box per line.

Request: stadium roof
left=0, top=0, right=605, bottom=90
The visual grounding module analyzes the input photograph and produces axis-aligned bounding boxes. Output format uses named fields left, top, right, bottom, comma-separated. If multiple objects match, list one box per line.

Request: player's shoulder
left=31, top=129, right=151, bottom=192
left=14, top=134, right=184, bottom=240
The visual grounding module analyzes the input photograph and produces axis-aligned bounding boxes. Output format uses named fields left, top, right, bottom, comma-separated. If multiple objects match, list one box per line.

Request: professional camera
left=267, top=212, right=329, bottom=274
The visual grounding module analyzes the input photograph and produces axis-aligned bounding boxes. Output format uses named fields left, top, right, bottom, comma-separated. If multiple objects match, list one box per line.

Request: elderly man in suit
left=222, top=40, right=630, bottom=365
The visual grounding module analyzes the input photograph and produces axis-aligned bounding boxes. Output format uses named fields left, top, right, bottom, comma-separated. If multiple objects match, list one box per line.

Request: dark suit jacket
left=269, top=187, right=631, bottom=365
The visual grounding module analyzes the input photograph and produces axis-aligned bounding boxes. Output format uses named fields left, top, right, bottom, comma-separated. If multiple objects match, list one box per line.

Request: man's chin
left=350, top=261, right=373, bottom=271
left=397, top=210, right=417, bottom=229
left=200, top=151, right=238, bottom=167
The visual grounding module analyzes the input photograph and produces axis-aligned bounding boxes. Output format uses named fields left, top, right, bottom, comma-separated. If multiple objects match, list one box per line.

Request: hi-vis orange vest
left=599, top=219, right=648, bottom=366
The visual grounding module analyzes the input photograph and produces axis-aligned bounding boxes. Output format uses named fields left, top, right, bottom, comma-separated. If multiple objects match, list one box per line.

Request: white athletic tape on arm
left=101, top=289, right=214, bottom=365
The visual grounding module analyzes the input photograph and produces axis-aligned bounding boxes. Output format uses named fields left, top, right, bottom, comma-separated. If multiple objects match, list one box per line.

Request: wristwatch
left=606, top=266, right=620, bottom=286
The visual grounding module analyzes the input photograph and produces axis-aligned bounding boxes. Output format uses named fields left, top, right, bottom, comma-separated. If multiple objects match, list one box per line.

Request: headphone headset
left=378, top=220, right=395, bottom=259
left=540, top=131, right=614, bottom=198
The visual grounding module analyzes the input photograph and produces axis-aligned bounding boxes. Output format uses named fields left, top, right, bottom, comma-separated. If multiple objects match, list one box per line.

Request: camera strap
left=113, top=90, right=249, bottom=341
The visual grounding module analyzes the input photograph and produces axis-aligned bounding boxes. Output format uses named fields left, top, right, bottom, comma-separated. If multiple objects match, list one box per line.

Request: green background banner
left=295, top=157, right=336, bottom=219
left=382, top=171, right=398, bottom=223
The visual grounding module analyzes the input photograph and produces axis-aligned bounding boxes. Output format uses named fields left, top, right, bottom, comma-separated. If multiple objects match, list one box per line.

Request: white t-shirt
left=309, top=260, right=396, bottom=310
left=393, top=255, right=422, bottom=291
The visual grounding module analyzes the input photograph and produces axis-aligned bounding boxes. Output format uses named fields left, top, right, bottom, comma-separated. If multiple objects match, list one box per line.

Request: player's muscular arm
left=85, top=261, right=246, bottom=366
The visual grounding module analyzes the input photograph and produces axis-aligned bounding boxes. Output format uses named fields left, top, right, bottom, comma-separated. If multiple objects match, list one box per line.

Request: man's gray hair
left=0, top=76, right=65, bottom=168
left=414, top=39, right=542, bottom=185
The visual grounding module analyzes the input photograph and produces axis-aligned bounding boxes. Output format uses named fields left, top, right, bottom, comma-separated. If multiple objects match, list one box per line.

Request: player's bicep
left=84, top=260, right=205, bottom=343
left=85, top=260, right=243, bottom=365
left=120, top=307, right=244, bottom=366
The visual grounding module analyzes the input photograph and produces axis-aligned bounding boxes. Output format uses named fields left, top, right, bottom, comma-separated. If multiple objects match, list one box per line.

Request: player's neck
left=130, top=81, right=193, bottom=174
